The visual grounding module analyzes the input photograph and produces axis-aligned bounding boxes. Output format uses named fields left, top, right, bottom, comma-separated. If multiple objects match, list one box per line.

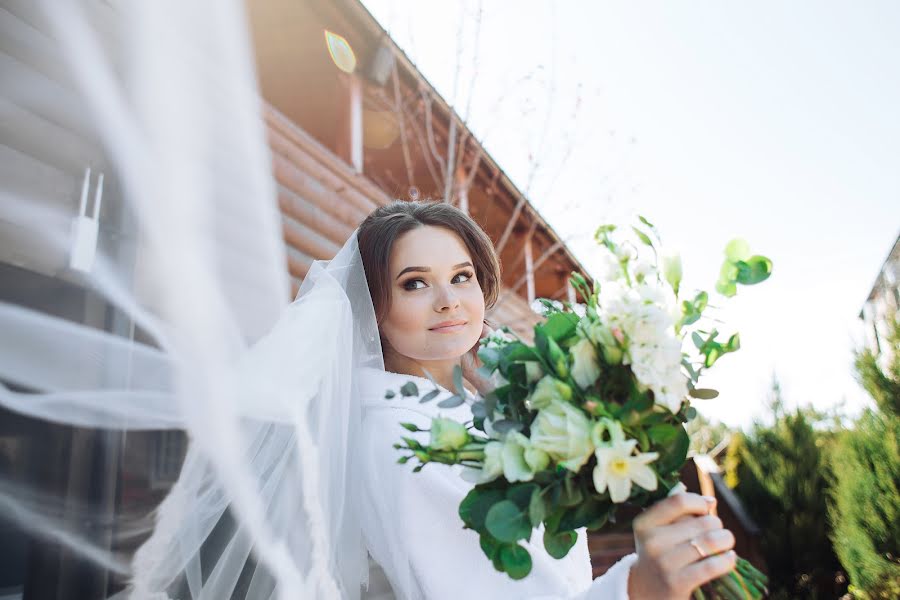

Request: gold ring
left=689, top=538, right=708, bottom=559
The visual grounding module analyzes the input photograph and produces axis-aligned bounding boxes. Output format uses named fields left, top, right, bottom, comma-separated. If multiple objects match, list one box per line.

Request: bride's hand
left=627, top=493, right=737, bottom=600
left=460, top=320, right=494, bottom=396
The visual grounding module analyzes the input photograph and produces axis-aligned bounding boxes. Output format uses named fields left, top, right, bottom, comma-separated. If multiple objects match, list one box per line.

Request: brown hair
left=357, top=201, right=502, bottom=323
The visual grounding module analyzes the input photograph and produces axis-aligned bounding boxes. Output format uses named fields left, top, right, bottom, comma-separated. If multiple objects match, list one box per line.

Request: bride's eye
left=402, top=278, right=427, bottom=291
left=452, top=271, right=474, bottom=284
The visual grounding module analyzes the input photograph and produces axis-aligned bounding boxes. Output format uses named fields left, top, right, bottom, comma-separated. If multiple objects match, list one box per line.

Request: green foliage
left=829, top=317, right=900, bottom=598
left=854, top=318, right=900, bottom=417
left=726, top=377, right=847, bottom=599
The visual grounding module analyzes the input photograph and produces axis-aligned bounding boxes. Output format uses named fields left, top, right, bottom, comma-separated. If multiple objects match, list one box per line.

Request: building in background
left=860, top=233, right=900, bottom=365
left=245, top=0, right=593, bottom=340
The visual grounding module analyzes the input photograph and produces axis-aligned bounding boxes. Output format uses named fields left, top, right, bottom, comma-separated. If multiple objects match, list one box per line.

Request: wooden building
left=245, top=0, right=592, bottom=339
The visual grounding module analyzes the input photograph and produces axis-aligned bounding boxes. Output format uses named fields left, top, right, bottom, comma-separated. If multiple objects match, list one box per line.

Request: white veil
left=0, top=1, right=381, bottom=598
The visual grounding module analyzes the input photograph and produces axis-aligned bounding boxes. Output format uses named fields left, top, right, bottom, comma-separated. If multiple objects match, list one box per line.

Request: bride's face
left=380, top=225, right=486, bottom=363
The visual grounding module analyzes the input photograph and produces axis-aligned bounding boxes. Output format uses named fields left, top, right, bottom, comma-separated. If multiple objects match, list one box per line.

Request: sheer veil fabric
left=1, top=1, right=380, bottom=598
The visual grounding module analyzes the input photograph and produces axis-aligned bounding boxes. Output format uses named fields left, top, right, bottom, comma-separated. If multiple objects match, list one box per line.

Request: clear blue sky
left=361, top=0, right=900, bottom=427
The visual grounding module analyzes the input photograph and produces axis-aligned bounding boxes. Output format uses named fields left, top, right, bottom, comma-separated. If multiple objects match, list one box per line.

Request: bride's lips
left=428, top=319, right=468, bottom=333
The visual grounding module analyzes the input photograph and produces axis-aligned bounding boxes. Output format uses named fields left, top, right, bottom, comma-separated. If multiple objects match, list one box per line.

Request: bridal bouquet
left=390, top=218, right=770, bottom=599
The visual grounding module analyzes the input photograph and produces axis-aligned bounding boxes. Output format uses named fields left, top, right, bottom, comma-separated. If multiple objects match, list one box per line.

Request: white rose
left=430, top=417, right=470, bottom=451
left=530, top=400, right=595, bottom=471
left=527, top=375, right=573, bottom=410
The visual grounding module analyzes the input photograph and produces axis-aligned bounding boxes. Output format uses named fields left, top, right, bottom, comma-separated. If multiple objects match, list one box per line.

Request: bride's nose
left=433, top=284, right=461, bottom=312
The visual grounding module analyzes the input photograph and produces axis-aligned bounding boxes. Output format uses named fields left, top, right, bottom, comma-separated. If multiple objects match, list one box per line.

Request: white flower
left=660, top=251, right=682, bottom=294
left=484, top=328, right=514, bottom=349
left=464, top=433, right=549, bottom=484
left=465, top=440, right=504, bottom=484
left=430, top=418, right=470, bottom=451
left=632, top=256, right=657, bottom=285
left=530, top=400, right=595, bottom=471
left=570, top=337, right=601, bottom=390
left=501, top=432, right=549, bottom=482
left=527, top=375, right=573, bottom=410
left=593, top=436, right=659, bottom=503
left=587, top=321, right=623, bottom=365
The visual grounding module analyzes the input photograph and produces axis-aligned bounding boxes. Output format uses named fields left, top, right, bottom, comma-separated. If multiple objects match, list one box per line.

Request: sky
left=360, top=0, right=900, bottom=428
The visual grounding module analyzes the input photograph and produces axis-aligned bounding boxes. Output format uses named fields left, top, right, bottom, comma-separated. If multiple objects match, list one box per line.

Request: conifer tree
left=829, top=319, right=900, bottom=599
left=726, top=377, right=847, bottom=599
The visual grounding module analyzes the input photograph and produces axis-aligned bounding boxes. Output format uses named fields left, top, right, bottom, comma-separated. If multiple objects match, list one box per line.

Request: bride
left=0, top=4, right=736, bottom=598
left=350, top=201, right=738, bottom=599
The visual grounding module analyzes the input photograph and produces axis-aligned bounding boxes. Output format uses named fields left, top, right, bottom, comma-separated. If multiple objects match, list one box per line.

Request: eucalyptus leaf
left=542, top=529, right=577, bottom=560
left=399, top=382, right=419, bottom=397
left=689, top=388, right=719, bottom=400
left=471, top=401, right=488, bottom=419
left=485, top=500, right=532, bottom=543
left=452, top=365, right=466, bottom=398
left=491, top=419, right=524, bottom=434
left=507, top=483, right=539, bottom=511
left=637, top=215, right=656, bottom=230
left=736, top=255, right=772, bottom=285
left=437, top=395, right=465, bottom=408
left=419, top=389, right=441, bottom=403
left=632, top=226, right=653, bottom=247
left=384, top=390, right=396, bottom=399
left=459, top=488, right=505, bottom=530
left=499, top=544, right=533, bottom=580
left=528, top=489, right=547, bottom=527
left=691, top=332, right=705, bottom=350
left=716, top=279, right=737, bottom=297
left=655, top=424, right=690, bottom=473
left=479, top=533, right=501, bottom=561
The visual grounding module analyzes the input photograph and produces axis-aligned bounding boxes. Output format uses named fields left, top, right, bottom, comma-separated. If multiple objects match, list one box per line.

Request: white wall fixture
left=69, top=167, right=103, bottom=273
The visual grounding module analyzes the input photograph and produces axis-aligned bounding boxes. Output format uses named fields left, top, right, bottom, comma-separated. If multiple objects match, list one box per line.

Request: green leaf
left=559, top=477, right=583, bottom=507
left=452, top=365, right=466, bottom=398
left=419, top=389, right=441, bottom=403
left=543, top=529, right=577, bottom=559
left=491, top=419, right=524, bottom=434
left=632, top=226, right=653, bottom=247
left=637, top=215, right=656, bottom=230
left=648, top=424, right=679, bottom=445
left=479, top=533, right=501, bottom=561
left=400, top=382, right=419, bottom=397
left=716, top=279, right=737, bottom=297
left=692, top=332, right=705, bottom=350
left=704, top=347, right=722, bottom=368
left=459, top=488, right=505, bottom=530
left=735, top=255, right=772, bottom=285
left=507, top=483, right=539, bottom=511
left=724, top=239, right=751, bottom=262
left=694, top=291, right=709, bottom=312
left=477, top=346, right=501, bottom=369
left=528, top=488, right=547, bottom=527
left=689, top=388, right=720, bottom=400
left=499, top=544, right=533, bottom=580
left=437, top=395, right=465, bottom=408
left=684, top=406, right=698, bottom=420
left=542, top=312, right=579, bottom=342
left=384, top=390, right=396, bottom=399
left=485, top=500, right=532, bottom=543
left=559, top=497, right=605, bottom=531
left=726, top=333, right=741, bottom=352
left=655, top=424, right=690, bottom=474
left=471, top=401, right=487, bottom=419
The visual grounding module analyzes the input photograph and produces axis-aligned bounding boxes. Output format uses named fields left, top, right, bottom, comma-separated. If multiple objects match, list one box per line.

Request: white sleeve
left=361, top=406, right=636, bottom=600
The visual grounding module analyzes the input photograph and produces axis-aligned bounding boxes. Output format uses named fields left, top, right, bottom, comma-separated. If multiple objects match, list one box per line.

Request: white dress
left=359, top=368, right=637, bottom=600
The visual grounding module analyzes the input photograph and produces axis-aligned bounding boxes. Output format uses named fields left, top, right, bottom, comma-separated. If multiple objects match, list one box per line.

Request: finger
left=662, top=527, right=736, bottom=571
left=641, top=515, right=724, bottom=557
left=674, top=550, right=737, bottom=592
left=634, top=493, right=715, bottom=532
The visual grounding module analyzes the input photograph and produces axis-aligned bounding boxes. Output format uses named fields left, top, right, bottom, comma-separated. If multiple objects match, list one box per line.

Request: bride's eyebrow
left=395, top=261, right=473, bottom=280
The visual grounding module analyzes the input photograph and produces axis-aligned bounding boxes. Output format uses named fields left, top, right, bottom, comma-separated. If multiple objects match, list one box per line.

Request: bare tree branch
left=390, top=57, right=416, bottom=188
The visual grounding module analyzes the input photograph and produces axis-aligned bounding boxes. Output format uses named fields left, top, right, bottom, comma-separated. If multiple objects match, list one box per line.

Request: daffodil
left=592, top=435, right=659, bottom=503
